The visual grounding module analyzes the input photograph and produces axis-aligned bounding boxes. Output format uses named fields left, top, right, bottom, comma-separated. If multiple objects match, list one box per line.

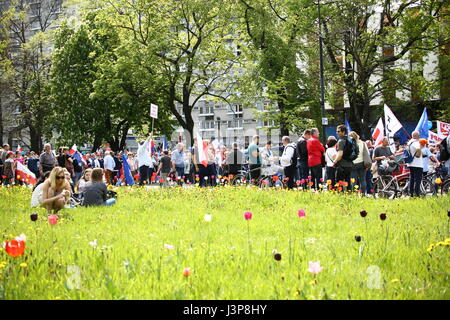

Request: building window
left=228, top=119, right=243, bottom=129
left=228, top=104, right=243, bottom=114
left=202, top=121, right=215, bottom=130
left=200, top=106, right=214, bottom=115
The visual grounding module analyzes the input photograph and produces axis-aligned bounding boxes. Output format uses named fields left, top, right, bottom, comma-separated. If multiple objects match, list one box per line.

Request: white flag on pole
left=384, top=104, right=403, bottom=153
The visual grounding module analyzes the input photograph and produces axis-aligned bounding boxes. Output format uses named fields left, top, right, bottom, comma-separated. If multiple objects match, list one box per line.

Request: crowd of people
left=1, top=123, right=449, bottom=211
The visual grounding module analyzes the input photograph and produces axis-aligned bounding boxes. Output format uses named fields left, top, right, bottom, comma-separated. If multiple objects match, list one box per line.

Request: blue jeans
left=297, top=160, right=309, bottom=181
left=105, top=198, right=116, bottom=206
left=175, top=166, right=184, bottom=178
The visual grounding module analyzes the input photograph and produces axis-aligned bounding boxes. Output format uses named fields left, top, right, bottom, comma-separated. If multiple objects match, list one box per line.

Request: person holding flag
left=121, top=152, right=135, bottom=186
left=137, top=137, right=153, bottom=186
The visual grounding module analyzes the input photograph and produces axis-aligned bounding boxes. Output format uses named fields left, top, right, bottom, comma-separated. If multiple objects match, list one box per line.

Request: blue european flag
left=414, top=108, right=428, bottom=139
left=345, top=113, right=352, bottom=133
left=121, top=153, right=135, bottom=186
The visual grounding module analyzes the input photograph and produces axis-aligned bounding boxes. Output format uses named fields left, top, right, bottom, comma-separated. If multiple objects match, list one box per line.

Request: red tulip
left=244, top=211, right=252, bottom=220
left=183, top=268, right=191, bottom=277
left=48, top=214, right=58, bottom=225
left=273, top=175, right=279, bottom=181
left=4, top=240, right=26, bottom=258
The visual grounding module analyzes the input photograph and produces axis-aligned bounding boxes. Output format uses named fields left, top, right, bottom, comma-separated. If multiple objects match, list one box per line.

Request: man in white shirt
left=407, top=131, right=423, bottom=197
left=137, top=137, right=153, bottom=186
left=103, top=151, right=115, bottom=185
left=280, top=136, right=297, bottom=189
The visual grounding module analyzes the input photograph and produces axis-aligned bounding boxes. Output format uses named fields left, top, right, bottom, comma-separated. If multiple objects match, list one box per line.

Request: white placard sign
left=150, top=104, right=158, bottom=119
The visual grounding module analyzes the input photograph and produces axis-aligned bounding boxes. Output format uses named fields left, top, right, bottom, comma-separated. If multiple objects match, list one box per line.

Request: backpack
left=287, top=143, right=298, bottom=166
left=439, top=136, right=450, bottom=161
left=403, top=143, right=414, bottom=164
left=343, top=137, right=359, bottom=161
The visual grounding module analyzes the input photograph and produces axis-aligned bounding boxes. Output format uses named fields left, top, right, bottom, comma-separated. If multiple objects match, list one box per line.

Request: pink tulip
left=243, top=211, right=252, bottom=220
left=183, top=268, right=191, bottom=277
left=48, top=214, right=58, bottom=225
left=308, top=261, right=323, bottom=275
left=298, top=209, right=306, bottom=218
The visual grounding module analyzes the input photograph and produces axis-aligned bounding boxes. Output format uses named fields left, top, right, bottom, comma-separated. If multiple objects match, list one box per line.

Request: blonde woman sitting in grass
left=40, top=167, right=71, bottom=215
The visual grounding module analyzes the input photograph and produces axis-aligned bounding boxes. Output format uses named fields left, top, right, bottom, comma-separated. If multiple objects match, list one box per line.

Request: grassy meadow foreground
left=0, top=186, right=449, bottom=300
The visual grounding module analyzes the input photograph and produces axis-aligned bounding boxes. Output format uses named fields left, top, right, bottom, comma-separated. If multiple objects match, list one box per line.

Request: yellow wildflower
left=390, top=279, right=400, bottom=283
left=19, top=263, right=27, bottom=268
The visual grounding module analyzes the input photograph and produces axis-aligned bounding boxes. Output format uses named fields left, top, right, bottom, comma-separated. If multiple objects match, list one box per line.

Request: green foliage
left=0, top=186, right=449, bottom=299
left=49, top=12, right=175, bottom=151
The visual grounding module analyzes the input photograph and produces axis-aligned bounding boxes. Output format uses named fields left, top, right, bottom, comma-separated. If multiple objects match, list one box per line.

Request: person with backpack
left=349, top=131, right=372, bottom=195
left=438, top=134, right=450, bottom=170
left=307, top=128, right=325, bottom=189
left=333, top=125, right=357, bottom=186
left=406, top=131, right=424, bottom=197
left=280, top=136, right=298, bottom=189
left=296, top=130, right=311, bottom=186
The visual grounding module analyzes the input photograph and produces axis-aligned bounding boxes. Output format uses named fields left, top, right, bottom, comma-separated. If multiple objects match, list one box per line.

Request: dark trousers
left=41, top=164, right=54, bottom=174
left=409, top=166, right=423, bottom=197
left=336, top=165, right=353, bottom=186
left=284, top=165, right=297, bottom=189
left=298, top=160, right=309, bottom=181
left=199, top=164, right=216, bottom=187
left=139, top=165, right=149, bottom=185
left=249, top=164, right=261, bottom=182
left=175, top=166, right=184, bottom=184
left=310, top=165, right=323, bottom=189
left=325, top=166, right=336, bottom=187
left=352, top=163, right=367, bottom=194
left=366, top=168, right=373, bottom=194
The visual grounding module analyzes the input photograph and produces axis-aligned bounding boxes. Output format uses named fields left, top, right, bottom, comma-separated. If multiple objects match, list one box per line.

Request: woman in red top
left=307, top=128, right=325, bottom=189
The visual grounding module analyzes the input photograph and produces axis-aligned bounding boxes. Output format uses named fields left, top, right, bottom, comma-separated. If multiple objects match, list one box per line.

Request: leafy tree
left=313, top=0, right=448, bottom=137
left=92, top=0, right=243, bottom=145
left=236, top=0, right=322, bottom=137
left=0, top=0, right=63, bottom=152
left=49, top=12, right=172, bottom=151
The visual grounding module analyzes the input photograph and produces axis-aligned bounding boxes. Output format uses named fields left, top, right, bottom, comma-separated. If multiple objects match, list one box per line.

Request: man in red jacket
left=307, top=128, right=325, bottom=189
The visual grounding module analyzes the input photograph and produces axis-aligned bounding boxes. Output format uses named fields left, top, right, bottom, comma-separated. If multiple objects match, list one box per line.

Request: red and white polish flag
left=196, top=133, right=209, bottom=167
left=372, top=118, right=384, bottom=146
left=15, top=162, right=37, bottom=185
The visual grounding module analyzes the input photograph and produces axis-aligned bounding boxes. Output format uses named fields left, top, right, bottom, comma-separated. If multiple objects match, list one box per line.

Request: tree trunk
left=119, top=123, right=130, bottom=151
left=92, top=134, right=103, bottom=153
left=276, top=91, right=289, bottom=137
left=28, top=122, right=42, bottom=153
left=0, top=96, right=3, bottom=146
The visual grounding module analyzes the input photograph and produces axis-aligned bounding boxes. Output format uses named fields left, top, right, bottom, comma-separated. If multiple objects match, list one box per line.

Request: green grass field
left=0, top=186, right=449, bottom=300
